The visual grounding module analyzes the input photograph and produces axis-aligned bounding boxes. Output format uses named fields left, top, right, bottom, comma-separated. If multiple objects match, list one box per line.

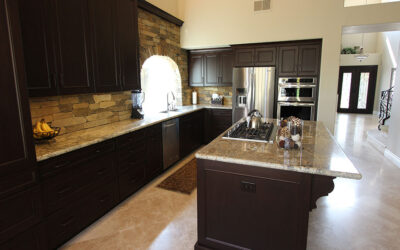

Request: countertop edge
left=36, top=105, right=232, bottom=162
left=194, top=153, right=363, bottom=180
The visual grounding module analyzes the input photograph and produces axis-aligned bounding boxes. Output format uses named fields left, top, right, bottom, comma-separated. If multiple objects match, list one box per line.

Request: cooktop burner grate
left=223, top=121, right=275, bottom=143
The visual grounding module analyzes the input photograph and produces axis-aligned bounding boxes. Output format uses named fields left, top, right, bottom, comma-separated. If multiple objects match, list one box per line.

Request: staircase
left=378, top=87, right=394, bottom=130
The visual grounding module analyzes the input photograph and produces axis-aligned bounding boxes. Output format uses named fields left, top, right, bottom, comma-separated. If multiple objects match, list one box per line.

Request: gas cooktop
left=222, top=121, right=277, bottom=143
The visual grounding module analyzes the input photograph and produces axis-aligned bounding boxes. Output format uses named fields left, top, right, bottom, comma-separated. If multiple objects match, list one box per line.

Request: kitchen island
left=195, top=120, right=361, bottom=250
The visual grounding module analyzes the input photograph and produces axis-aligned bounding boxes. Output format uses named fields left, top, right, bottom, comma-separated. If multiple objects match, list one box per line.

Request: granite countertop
left=35, top=104, right=231, bottom=162
left=195, top=120, right=362, bottom=180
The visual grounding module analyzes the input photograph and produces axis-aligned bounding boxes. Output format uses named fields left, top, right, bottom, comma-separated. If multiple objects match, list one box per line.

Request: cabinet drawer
left=118, top=144, right=147, bottom=163
left=42, top=153, right=116, bottom=215
left=118, top=156, right=146, bottom=174
left=39, top=140, right=115, bottom=178
left=119, top=164, right=146, bottom=199
left=0, top=224, right=46, bottom=250
left=0, top=186, right=42, bottom=244
left=82, top=180, right=118, bottom=225
left=116, top=129, right=146, bottom=149
left=44, top=203, right=82, bottom=249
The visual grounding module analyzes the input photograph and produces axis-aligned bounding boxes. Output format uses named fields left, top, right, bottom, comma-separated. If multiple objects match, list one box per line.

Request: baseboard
left=384, top=149, right=400, bottom=169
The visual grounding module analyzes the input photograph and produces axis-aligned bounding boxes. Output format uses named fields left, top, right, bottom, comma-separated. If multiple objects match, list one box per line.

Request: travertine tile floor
left=61, top=114, right=400, bottom=250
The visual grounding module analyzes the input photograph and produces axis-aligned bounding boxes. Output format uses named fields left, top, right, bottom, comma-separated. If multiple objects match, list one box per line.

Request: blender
left=131, top=89, right=145, bottom=119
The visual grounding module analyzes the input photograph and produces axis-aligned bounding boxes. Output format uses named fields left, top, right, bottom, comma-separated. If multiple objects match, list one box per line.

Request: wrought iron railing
left=378, top=87, right=394, bottom=130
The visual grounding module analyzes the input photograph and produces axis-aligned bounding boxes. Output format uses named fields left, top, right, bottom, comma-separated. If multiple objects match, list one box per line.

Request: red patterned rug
left=157, top=158, right=197, bottom=194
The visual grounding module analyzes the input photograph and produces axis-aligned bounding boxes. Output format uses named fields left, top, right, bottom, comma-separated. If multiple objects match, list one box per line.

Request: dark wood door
left=117, top=0, right=140, bottom=91
left=189, top=54, right=204, bottom=86
left=337, top=66, right=378, bottom=114
left=53, top=0, right=94, bottom=94
left=298, top=45, right=320, bottom=76
left=145, top=125, right=163, bottom=181
left=0, top=0, right=37, bottom=196
left=90, top=0, right=120, bottom=92
left=278, top=46, right=298, bottom=76
left=234, top=48, right=254, bottom=67
left=18, top=0, right=57, bottom=97
left=204, top=54, right=219, bottom=86
left=219, top=51, right=234, bottom=86
left=254, top=47, right=276, bottom=66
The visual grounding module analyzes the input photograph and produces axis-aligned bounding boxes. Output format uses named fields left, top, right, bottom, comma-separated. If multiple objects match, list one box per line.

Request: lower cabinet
left=180, top=111, right=204, bottom=158
left=205, top=109, right=232, bottom=143
left=145, top=124, right=163, bottom=182
left=0, top=224, right=47, bottom=250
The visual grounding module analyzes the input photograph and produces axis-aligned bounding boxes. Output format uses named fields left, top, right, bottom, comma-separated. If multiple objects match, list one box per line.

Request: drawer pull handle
left=95, top=149, right=101, bottom=153
left=99, top=195, right=109, bottom=203
left=97, top=168, right=106, bottom=175
left=60, top=217, right=74, bottom=227
left=54, top=161, right=70, bottom=169
left=58, top=186, right=73, bottom=195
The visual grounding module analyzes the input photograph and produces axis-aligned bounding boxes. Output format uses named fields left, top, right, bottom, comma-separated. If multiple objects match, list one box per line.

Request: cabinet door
left=204, top=54, right=219, bottom=86
left=0, top=0, right=37, bottom=196
left=298, top=44, right=320, bottom=76
left=278, top=46, right=298, bottom=76
left=53, top=0, right=94, bottom=94
left=210, top=109, right=232, bottom=139
left=146, top=125, right=163, bottom=181
left=117, top=0, right=140, bottom=90
left=234, top=48, right=254, bottom=67
left=90, top=0, right=120, bottom=92
left=189, top=54, right=204, bottom=86
left=254, top=47, right=276, bottom=66
left=219, top=52, right=234, bottom=86
left=18, top=0, right=57, bottom=97
left=179, top=115, right=195, bottom=158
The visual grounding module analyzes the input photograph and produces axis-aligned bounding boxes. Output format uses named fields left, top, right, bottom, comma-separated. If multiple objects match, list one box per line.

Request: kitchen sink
left=160, top=109, right=181, bottom=113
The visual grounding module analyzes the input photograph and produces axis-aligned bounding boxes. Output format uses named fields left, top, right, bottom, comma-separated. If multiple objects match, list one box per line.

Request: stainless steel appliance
left=131, top=89, right=145, bottom=119
left=162, top=118, right=180, bottom=169
left=232, top=67, right=275, bottom=123
left=277, top=102, right=316, bottom=120
left=277, top=77, right=317, bottom=102
left=276, top=77, right=317, bottom=121
left=222, top=119, right=276, bottom=143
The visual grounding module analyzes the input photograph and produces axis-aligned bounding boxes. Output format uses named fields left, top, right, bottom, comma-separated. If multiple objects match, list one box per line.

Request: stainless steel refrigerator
left=232, top=67, right=275, bottom=123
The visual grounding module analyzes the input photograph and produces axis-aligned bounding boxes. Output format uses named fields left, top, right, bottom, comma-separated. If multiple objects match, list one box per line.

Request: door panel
left=219, top=52, right=234, bottom=86
left=337, top=66, right=377, bottom=114
left=117, top=0, right=140, bottom=90
left=19, top=0, right=57, bottom=96
left=54, top=0, right=94, bottom=94
left=0, top=0, right=36, bottom=195
left=189, top=54, right=204, bottom=86
left=234, top=48, right=254, bottom=67
left=254, top=47, right=276, bottom=66
left=90, top=0, right=119, bottom=92
left=278, top=46, right=298, bottom=76
left=298, top=45, right=320, bottom=76
left=204, top=54, right=218, bottom=86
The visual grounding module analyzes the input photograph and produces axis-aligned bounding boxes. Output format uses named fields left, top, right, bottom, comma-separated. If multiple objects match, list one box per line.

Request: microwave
left=277, top=77, right=317, bottom=102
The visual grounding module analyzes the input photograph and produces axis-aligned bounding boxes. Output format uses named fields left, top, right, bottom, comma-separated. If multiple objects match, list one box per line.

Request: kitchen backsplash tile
left=192, top=87, right=232, bottom=106
left=29, top=91, right=132, bottom=135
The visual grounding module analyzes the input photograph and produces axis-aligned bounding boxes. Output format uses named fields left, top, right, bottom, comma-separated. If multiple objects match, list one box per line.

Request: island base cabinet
left=196, top=159, right=312, bottom=250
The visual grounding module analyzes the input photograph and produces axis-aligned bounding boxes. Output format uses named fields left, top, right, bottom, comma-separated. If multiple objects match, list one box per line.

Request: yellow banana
left=35, top=121, right=45, bottom=133
left=40, top=120, right=54, bottom=133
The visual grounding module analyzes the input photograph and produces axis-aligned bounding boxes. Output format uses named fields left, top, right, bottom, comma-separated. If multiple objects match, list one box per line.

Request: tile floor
left=61, top=113, right=400, bottom=250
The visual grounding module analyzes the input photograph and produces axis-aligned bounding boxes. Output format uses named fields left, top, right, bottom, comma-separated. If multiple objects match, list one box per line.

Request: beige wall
left=146, top=0, right=180, bottom=19
left=388, top=41, right=400, bottom=156
left=341, top=33, right=378, bottom=52
left=175, top=0, right=400, bottom=132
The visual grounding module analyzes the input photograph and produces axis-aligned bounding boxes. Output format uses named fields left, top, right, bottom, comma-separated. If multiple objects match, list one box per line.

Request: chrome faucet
left=167, top=91, right=176, bottom=111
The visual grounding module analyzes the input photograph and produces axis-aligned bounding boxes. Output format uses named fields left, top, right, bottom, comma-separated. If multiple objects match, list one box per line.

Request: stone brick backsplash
left=192, top=87, right=233, bottom=106
left=30, top=92, right=132, bottom=134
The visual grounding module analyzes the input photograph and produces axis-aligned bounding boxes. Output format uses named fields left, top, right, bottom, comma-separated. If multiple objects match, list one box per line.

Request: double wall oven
left=277, top=77, right=317, bottom=120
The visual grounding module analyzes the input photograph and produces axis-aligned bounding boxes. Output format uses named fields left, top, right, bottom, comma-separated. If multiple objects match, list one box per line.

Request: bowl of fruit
left=33, top=119, right=61, bottom=142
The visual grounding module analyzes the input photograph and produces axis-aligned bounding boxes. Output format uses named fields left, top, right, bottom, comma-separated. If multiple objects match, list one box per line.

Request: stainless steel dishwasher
left=162, top=118, right=180, bottom=169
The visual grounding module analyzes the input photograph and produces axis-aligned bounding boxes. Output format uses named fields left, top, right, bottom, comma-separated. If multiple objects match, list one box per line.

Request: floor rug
left=157, top=158, right=197, bottom=194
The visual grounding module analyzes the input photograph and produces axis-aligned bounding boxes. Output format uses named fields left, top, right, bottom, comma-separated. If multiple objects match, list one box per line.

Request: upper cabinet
left=278, top=44, right=320, bottom=76
left=1, top=0, right=37, bottom=196
left=189, top=49, right=234, bottom=87
left=234, top=46, right=276, bottom=67
left=18, top=0, right=140, bottom=97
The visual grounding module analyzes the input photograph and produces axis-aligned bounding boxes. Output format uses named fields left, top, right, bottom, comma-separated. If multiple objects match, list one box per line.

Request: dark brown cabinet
left=146, top=124, right=163, bottom=181
left=234, top=46, right=276, bottom=67
left=89, top=0, right=119, bottom=92
left=180, top=111, right=204, bottom=158
left=117, top=0, right=140, bottom=91
left=18, top=0, right=140, bottom=96
left=0, top=224, right=47, bottom=250
left=204, top=109, right=232, bottom=143
left=189, top=49, right=234, bottom=87
left=278, top=44, right=320, bottom=76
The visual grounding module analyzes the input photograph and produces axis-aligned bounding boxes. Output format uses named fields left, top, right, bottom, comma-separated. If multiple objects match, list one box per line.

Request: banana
left=40, top=119, right=54, bottom=133
left=34, top=121, right=45, bottom=133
